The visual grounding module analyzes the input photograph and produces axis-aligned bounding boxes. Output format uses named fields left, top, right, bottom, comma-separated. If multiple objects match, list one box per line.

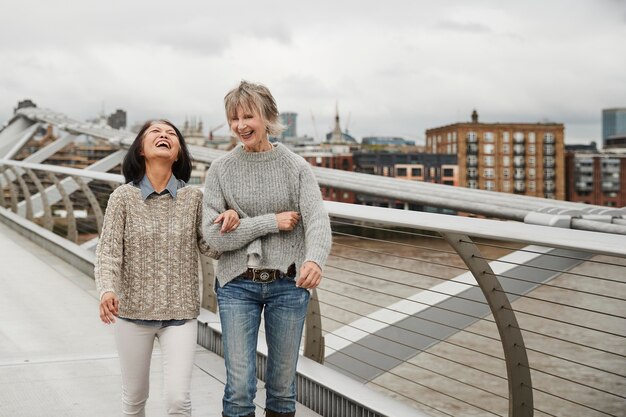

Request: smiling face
left=140, top=121, right=181, bottom=164
left=229, top=105, right=270, bottom=152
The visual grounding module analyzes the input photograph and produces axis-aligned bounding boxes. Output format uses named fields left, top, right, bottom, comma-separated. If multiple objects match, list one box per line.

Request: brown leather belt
left=241, top=263, right=296, bottom=283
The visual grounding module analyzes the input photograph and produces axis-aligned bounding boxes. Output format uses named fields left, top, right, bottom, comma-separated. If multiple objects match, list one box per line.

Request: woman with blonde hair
left=202, top=81, right=332, bottom=417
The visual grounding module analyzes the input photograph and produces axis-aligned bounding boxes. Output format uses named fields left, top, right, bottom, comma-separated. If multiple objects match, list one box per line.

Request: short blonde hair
left=224, top=80, right=285, bottom=136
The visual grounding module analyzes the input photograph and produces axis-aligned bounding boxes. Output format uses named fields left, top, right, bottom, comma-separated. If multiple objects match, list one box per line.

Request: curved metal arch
left=24, top=168, right=54, bottom=230
left=47, top=172, right=78, bottom=243
left=0, top=168, right=6, bottom=209
left=72, top=176, right=104, bottom=234
left=9, top=167, right=33, bottom=221
left=2, top=168, right=19, bottom=213
left=304, top=288, right=325, bottom=364
left=442, top=232, right=533, bottom=417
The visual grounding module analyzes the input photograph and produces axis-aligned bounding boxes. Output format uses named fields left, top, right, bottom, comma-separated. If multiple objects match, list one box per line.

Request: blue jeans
left=216, top=276, right=310, bottom=417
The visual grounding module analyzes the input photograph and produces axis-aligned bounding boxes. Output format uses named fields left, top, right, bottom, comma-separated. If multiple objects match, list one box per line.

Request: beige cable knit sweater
left=95, top=184, right=218, bottom=320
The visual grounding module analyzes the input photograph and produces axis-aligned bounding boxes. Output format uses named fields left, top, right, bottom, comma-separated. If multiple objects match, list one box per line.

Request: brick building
left=566, top=151, right=626, bottom=207
left=426, top=110, right=565, bottom=200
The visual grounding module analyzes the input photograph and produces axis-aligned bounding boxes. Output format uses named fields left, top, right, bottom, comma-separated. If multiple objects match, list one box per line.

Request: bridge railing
left=0, top=159, right=624, bottom=417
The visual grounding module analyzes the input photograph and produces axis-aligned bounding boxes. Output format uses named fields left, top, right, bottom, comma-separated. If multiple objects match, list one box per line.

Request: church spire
left=330, top=102, right=343, bottom=142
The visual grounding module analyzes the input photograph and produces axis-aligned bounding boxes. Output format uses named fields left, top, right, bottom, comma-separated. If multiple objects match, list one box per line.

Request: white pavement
left=0, top=222, right=319, bottom=417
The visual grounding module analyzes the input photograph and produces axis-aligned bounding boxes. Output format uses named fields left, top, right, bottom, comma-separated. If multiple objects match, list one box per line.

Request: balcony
left=544, top=157, right=555, bottom=168
left=513, top=144, right=525, bottom=155
left=466, top=143, right=478, bottom=155
left=513, top=156, right=525, bottom=167
left=543, top=133, right=555, bottom=144
left=466, top=155, right=478, bottom=167
left=467, top=169, right=478, bottom=179
left=543, top=144, right=555, bottom=155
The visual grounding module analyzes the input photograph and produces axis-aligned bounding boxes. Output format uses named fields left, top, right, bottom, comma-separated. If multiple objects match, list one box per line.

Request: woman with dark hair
left=202, top=82, right=332, bottom=417
left=95, top=119, right=239, bottom=416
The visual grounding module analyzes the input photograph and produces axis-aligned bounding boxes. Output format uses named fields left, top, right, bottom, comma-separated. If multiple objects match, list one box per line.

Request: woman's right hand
left=276, top=211, right=300, bottom=231
left=99, top=291, right=119, bottom=324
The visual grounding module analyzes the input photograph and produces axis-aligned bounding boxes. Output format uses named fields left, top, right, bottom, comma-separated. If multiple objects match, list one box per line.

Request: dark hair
left=122, top=119, right=192, bottom=183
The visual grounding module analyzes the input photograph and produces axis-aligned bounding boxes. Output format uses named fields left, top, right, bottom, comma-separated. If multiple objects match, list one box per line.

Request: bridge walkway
left=0, top=221, right=319, bottom=417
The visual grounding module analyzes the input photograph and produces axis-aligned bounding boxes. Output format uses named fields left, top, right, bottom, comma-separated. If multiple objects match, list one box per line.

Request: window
left=485, top=180, right=495, bottom=191
left=484, top=156, right=495, bottom=166
left=528, top=132, right=536, bottom=143
left=484, top=168, right=495, bottom=179
left=502, top=132, right=510, bottom=143
left=447, top=132, right=452, bottom=142
left=483, top=144, right=495, bottom=154
left=502, top=144, right=510, bottom=154
left=396, top=167, right=407, bottom=176
left=452, top=132, right=457, bottom=143
left=528, top=156, right=536, bottom=166
left=411, top=167, right=423, bottom=177
left=484, top=132, right=494, bottom=142
left=467, top=132, right=478, bottom=142
left=443, top=168, right=454, bottom=177
left=513, top=132, right=524, bottom=143
left=503, top=168, right=510, bottom=179
left=503, top=156, right=510, bottom=166
left=467, top=180, right=478, bottom=189
left=467, top=167, right=477, bottom=178
left=452, top=143, right=457, bottom=153
left=528, top=145, right=536, bottom=154
left=503, top=181, right=510, bottom=192
left=528, top=181, right=536, bottom=191
left=447, top=144, right=452, bottom=153
left=528, top=168, right=536, bottom=179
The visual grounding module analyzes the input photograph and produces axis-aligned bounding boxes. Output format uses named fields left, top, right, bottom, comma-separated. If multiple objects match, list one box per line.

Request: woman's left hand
left=215, top=209, right=240, bottom=233
left=296, top=261, right=322, bottom=289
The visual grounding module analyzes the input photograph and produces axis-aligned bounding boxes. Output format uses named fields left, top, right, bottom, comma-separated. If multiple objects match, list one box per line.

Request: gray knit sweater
left=94, top=184, right=218, bottom=320
left=202, top=143, right=332, bottom=286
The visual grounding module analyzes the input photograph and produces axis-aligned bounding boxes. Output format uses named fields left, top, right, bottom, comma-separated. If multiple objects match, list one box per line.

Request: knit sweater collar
left=232, top=142, right=286, bottom=162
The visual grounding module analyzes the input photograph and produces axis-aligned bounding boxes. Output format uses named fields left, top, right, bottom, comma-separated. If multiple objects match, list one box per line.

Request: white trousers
left=114, top=319, right=198, bottom=416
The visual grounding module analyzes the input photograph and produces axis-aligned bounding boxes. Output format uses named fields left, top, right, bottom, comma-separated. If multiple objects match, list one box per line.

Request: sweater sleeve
left=298, top=164, right=333, bottom=268
left=196, top=193, right=221, bottom=259
left=94, top=188, right=126, bottom=299
left=202, top=161, right=280, bottom=252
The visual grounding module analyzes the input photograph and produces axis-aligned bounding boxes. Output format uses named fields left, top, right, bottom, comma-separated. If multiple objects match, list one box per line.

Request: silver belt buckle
left=252, top=269, right=277, bottom=283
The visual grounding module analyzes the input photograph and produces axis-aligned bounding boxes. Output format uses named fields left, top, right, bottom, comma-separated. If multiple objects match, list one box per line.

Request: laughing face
left=141, top=122, right=181, bottom=164
left=229, top=105, right=270, bottom=152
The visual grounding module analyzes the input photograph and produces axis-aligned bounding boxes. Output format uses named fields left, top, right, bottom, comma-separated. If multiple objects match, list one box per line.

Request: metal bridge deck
left=0, top=222, right=319, bottom=417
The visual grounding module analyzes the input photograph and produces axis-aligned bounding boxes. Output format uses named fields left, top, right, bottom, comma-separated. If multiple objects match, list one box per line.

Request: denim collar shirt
left=138, top=174, right=185, bottom=201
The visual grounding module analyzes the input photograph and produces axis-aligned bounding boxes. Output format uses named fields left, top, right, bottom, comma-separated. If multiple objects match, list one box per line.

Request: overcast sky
left=1, top=0, right=624, bottom=144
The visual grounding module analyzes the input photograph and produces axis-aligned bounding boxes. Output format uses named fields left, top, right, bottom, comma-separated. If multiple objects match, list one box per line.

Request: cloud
left=0, top=0, right=625, bottom=144
left=437, top=20, right=493, bottom=34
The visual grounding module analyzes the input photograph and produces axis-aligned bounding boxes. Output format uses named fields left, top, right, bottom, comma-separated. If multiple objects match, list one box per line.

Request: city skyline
left=1, top=0, right=625, bottom=144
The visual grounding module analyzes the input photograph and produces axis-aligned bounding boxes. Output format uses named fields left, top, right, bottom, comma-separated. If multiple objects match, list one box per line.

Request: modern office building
left=602, top=108, right=626, bottom=148
left=565, top=151, right=626, bottom=206
left=361, top=136, right=416, bottom=147
left=107, top=109, right=127, bottom=129
left=426, top=110, right=565, bottom=200
left=280, top=112, right=298, bottom=139
left=353, top=151, right=458, bottom=210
